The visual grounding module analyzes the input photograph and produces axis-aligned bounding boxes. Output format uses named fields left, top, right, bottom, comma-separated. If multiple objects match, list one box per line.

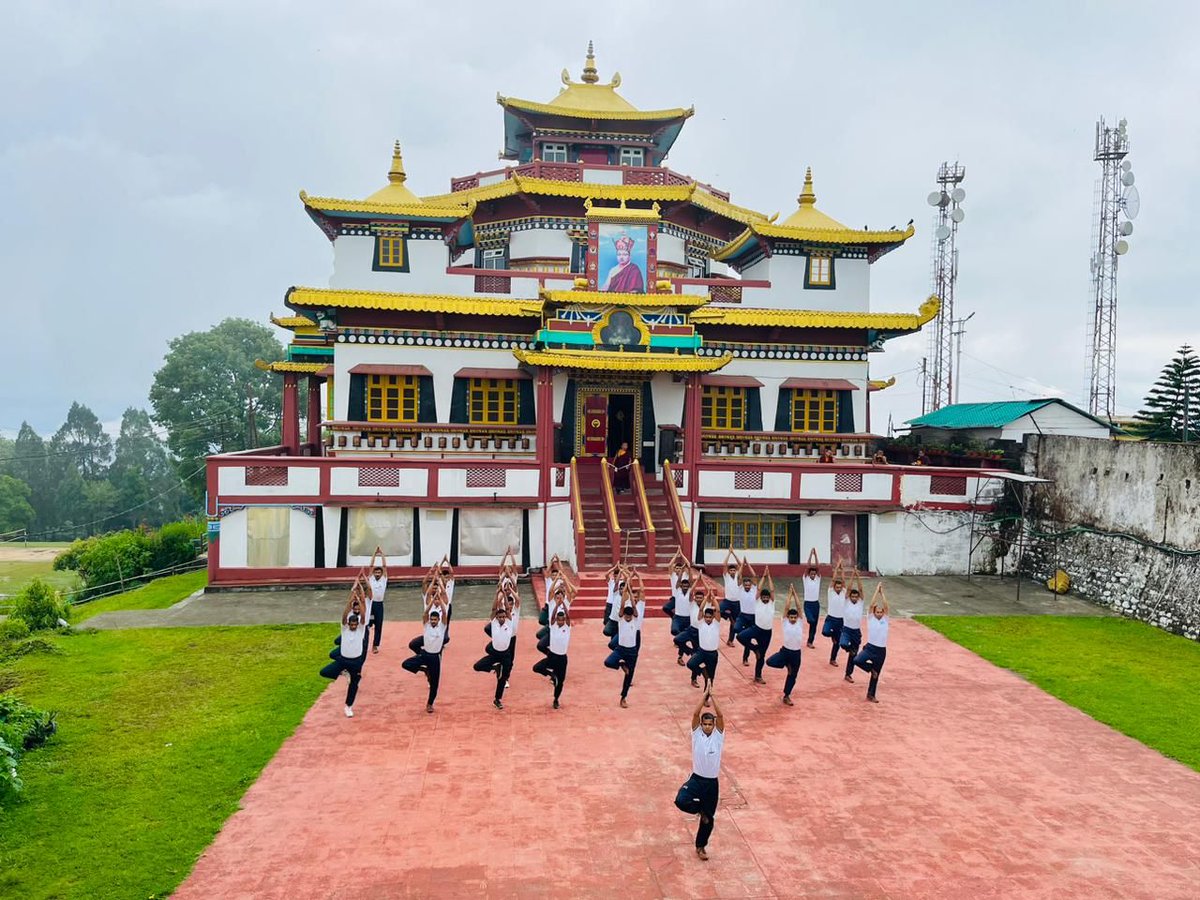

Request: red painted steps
left=533, top=571, right=674, bottom=620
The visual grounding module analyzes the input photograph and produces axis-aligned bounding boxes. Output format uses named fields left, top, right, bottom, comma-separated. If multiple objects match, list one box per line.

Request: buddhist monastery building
left=205, top=46, right=1007, bottom=587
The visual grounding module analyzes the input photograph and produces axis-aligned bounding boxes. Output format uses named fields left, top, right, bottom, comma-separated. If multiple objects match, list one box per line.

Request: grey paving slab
left=79, top=574, right=1107, bottom=631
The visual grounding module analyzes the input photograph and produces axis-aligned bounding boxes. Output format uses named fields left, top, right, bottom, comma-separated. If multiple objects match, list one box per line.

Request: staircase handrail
left=569, top=457, right=586, bottom=569
left=598, top=456, right=622, bottom=563
left=630, top=461, right=657, bottom=565
left=661, top=460, right=692, bottom=560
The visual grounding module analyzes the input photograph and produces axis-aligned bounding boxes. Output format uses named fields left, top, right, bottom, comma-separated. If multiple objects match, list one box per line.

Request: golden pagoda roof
left=255, top=360, right=329, bottom=375
left=714, top=168, right=914, bottom=259
left=499, top=42, right=693, bottom=123
left=690, top=295, right=940, bottom=331
left=514, top=348, right=732, bottom=373
left=301, top=140, right=473, bottom=219
left=540, top=288, right=710, bottom=309
left=285, top=286, right=543, bottom=317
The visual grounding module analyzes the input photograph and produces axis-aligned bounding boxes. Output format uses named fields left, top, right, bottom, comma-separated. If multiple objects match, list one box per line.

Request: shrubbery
left=53, top=518, right=205, bottom=599
left=8, top=579, right=71, bottom=631
left=0, top=695, right=56, bottom=801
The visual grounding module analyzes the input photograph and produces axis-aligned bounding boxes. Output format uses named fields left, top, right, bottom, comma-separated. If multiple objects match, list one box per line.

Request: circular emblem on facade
left=591, top=418, right=600, bottom=428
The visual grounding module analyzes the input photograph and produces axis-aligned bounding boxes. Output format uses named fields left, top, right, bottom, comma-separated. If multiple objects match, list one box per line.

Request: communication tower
left=1087, top=117, right=1138, bottom=420
left=921, top=162, right=967, bottom=413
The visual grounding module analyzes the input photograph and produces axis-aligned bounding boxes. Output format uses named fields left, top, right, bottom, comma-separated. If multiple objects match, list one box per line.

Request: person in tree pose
left=800, top=548, right=822, bottom=649
left=719, top=549, right=742, bottom=644
left=366, top=547, right=388, bottom=654
left=850, top=584, right=890, bottom=703
left=532, top=602, right=572, bottom=709
left=473, top=559, right=520, bottom=709
left=672, top=572, right=703, bottom=665
left=663, top=549, right=688, bottom=624
left=733, top=560, right=759, bottom=667
left=839, top=570, right=866, bottom=681
left=736, top=567, right=775, bottom=684
left=823, top=559, right=848, bottom=665
left=604, top=579, right=644, bottom=708
left=319, top=587, right=371, bottom=718
left=687, top=596, right=722, bottom=691
left=766, top=585, right=805, bottom=705
left=674, top=689, right=726, bottom=861
left=401, top=591, right=447, bottom=713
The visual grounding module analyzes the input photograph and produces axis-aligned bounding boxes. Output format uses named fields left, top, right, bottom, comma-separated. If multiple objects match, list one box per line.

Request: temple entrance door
left=830, top=515, right=856, bottom=570
left=607, top=394, right=635, bottom=458
left=583, top=395, right=608, bottom=456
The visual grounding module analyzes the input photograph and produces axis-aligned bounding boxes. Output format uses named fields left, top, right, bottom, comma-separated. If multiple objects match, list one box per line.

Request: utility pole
left=919, top=357, right=929, bottom=416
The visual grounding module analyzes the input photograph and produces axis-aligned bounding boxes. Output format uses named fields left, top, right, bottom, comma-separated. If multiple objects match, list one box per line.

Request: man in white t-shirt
left=674, top=689, right=725, bottom=860
left=401, top=597, right=446, bottom=713
left=366, top=546, right=388, bottom=654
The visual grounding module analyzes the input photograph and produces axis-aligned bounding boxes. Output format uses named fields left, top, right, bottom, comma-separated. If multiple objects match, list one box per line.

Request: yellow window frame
left=468, top=378, right=519, bottom=426
left=701, top=385, right=746, bottom=431
left=378, top=236, right=405, bottom=268
left=791, top=389, right=838, bottom=433
left=703, top=514, right=789, bottom=550
left=808, top=255, right=832, bottom=286
left=366, top=374, right=418, bottom=423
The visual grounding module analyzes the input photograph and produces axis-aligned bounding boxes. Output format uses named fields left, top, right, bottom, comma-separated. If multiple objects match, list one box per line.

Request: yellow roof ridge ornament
left=387, top=140, right=407, bottom=185
left=362, top=139, right=422, bottom=205
left=797, top=166, right=816, bottom=208
left=581, top=40, right=599, bottom=84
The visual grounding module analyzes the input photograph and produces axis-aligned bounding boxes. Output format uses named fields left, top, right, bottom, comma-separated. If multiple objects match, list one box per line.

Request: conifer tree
left=1133, top=344, right=1200, bottom=442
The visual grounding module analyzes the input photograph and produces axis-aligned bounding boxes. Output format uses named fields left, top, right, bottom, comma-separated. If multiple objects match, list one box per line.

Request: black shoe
left=553, top=699, right=560, bottom=709
left=493, top=699, right=504, bottom=710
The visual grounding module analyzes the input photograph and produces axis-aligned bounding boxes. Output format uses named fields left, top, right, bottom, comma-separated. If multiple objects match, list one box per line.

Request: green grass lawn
left=917, top=616, right=1200, bottom=772
left=0, top=559, right=79, bottom=599
left=0, top=624, right=333, bottom=899
left=71, top=570, right=208, bottom=623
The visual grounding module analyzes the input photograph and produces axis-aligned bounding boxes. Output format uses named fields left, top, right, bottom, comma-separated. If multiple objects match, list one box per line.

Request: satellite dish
left=1121, top=171, right=1136, bottom=186
left=1122, top=185, right=1140, bottom=219
left=951, top=208, right=965, bottom=223
left=1120, top=220, right=1134, bottom=236
left=935, top=225, right=952, bottom=241
left=1115, top=240, right=1129, bottom=255
left=927, top=191, right=943, bottom=207
left=1121, top=159, right=1132, bottom=172
left=951, top=187, right=966, bottom=203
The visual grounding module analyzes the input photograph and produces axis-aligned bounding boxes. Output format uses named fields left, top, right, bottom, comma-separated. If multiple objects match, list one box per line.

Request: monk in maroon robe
left=611, top=443, right=632, bottom=494
left=602, top=235, right=645, bottom=293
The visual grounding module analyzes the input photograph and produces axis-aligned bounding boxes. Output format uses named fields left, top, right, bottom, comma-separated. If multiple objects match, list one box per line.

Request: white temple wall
left=657, top=232, right=687, bottom=271
left=217, top=507, right=315, bottom=569
left=736, top=255, right=869, bottom=313
left=509, top=228, right=571, bottom=263
left=330, top=236, right=465, bottom=294
left=715, top=358, right=870, bottom=433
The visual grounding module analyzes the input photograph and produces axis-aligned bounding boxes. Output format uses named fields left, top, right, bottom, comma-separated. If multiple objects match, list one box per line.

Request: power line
left=0, top=415, right=243, bottom=463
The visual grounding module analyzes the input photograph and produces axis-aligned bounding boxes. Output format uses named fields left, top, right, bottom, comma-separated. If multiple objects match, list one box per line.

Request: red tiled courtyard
left=177, top=619, right=1200, bottom=899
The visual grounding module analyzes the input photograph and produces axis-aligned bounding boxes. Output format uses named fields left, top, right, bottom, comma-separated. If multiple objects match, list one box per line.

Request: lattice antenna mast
left=922, top=163, right=967, bottom=413
left=1087, top=117, right=1137, bottom=419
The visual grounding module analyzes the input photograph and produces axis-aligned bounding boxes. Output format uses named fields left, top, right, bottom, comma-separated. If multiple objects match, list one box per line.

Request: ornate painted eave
left=422, top=175, right=766, bottom=226
left=513, top=348, right=731, bottom=373
left=868, top=376, right=897, bottom=392
left=540, top=288, right=710, bottom=309
left=298, top=190, right=473, bottom=220
left=254, top=359, right=329, bottom=375
left=270, top=313, right=319, bottom=330
left=498, top=94, right=694, bottom=123
left=285, top=286, right=543, bottom=317
left=714, top=222, right=915, bottom=261
left=690, top=295, right=940, bottom=331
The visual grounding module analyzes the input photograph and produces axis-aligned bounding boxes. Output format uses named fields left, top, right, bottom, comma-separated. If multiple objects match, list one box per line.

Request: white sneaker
left=344, top=705, right=354, bottom=718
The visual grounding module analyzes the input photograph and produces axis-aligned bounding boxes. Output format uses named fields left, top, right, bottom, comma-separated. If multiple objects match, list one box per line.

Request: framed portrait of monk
left=597, top=224, right=649, bottom=293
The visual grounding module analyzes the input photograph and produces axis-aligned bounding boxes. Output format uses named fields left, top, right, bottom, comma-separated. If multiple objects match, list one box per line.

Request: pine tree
left=1133, top=344, right=1200, bottom=442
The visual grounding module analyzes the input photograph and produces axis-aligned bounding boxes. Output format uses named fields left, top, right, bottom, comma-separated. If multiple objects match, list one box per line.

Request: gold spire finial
left=798, top=166, right=816, bottom=208
left=581, top=40, right=599, bottom=84
left=387, top=140, right=407, bottom=184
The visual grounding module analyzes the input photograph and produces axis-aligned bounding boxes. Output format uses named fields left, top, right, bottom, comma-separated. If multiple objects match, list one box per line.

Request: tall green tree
left=149, top=318, right=283, bottom=497
left=0, top=475, right=35, bottom=534
left=110, top=408, right=187, bottom=528
left=1133, top=344, right=1200, bottom=442
left=4, top=424, right=54, bottom=529
left=50, top=402, right=112, bottom=480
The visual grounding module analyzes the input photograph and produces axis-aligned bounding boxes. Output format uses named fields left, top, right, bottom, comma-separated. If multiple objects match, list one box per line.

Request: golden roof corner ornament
left=561, top=68, right=571, bottom=86
left=611, top=71, right=621, bottom=88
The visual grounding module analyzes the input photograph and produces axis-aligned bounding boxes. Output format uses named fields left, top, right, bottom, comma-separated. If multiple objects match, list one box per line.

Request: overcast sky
left=4, top=0, right=1198, bottom=438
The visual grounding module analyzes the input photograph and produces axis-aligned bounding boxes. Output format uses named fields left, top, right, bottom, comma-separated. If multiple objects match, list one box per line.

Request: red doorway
left=830, top=514, right=856, bottom=570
